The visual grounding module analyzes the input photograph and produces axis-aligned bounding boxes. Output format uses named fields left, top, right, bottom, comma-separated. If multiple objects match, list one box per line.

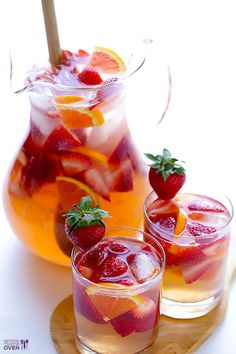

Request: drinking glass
left=72, top=227, right=165, bottom=354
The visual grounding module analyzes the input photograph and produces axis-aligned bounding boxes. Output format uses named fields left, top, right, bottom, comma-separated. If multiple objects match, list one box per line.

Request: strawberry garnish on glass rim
left=64, top=196, right=110, bottom=250
left=145, top=148, right=186, bottom=200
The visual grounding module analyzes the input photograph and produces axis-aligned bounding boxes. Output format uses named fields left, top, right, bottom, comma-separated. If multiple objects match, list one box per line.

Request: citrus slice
left=174, top=207, right=187, bottom=236
left=89, top=46, right=126, bottom=73
left=56, top=176, right=98, bottom=210
left=55, top=102, right=105, bottom=129
left=55, top=95, right=85, bottom=104
left=86, top=282, right=144, bottom=321
left=73, top=145, right=108, bottom=166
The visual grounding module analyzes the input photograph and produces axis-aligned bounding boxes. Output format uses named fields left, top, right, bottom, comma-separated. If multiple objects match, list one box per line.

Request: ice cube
left=129, top=253, right=157, bottom=283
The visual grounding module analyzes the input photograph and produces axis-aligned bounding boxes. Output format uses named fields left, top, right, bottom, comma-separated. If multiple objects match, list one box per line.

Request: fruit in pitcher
left=78, top=66, right=103, bottom=85
left=64, top=196, right=110, bottom=249
left=89, top=46, right=126, bottom=73
left=146, top=148, right=186, bottom=200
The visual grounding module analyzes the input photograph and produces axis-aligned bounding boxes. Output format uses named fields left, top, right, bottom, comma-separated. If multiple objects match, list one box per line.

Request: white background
left=0, top=1, right=236, bottom=353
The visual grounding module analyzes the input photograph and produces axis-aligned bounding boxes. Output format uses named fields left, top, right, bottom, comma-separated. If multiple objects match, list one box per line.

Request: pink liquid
left=145, top=193, right=231, bottom=304
left=72, top=238, right=162, bottom=354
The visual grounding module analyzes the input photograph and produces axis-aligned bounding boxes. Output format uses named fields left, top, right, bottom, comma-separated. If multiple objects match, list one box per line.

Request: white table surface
left=1, top=1, right=236, bottom=353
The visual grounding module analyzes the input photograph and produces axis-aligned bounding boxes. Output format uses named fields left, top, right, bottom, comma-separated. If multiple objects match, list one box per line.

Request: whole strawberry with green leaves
left=64, top=196, right=110, bottom=250
left=146, top=148, right=186, bottom=200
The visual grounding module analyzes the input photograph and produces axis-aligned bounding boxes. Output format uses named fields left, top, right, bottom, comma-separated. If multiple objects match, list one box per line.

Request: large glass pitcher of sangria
left=3, top=41, right=171, bottom=265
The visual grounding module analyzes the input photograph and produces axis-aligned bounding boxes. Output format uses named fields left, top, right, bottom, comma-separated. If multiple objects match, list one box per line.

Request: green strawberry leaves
left=145, top=148, right=185, bottom=181
left=64, top=196, right=110, bottom=235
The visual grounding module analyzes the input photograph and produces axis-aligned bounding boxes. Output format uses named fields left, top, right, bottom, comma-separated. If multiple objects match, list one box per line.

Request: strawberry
left=188, top=199, right=225, bottom=213
left=110, top=160, right=134, bottom=192
left=80, top=168, right=110, bottom=201
left=167, top=246, right=207, bottom=266
left=64, top=196, right=110, bottom=249
left=186, top=221, right=217, bottom=238
left=181, top=259, right=214, bottom=284
left=110, top=313, right=137, bottom=337
left=79, top=242, right=110, bottom=268
left=61, top=152, right=92, bottom=176
left=108, top=242, right=129, bottom=254
left=78, top=49, right=90, bottom=58
left=110, top=296, right=158, bottom=336
left=91, top=254, right=128, bottom=283
left=73, top=281, right=105, bottom=324
left=146, top=148, right=186, bottom=200
left=78, top=66, right=103, bottom=85
left=43, top=125, right=81, bottom=154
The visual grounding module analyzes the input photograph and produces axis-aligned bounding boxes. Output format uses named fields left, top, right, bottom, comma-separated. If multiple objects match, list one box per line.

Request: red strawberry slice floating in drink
left=61, top=152, right=92, bottom=176
left=91, top=254, right=128, bottom=283
left=188, top=199, right=225, bottom=213
left=73, top=282, right=105, bottom=324
left=78, top=66, right=103, bottom=85
left=79, top=168, right=111, bottom=201
left=43, top=125, right=81, bottom=154
left=146, top=148, right=186, bottom=200
left=110, top=160, right=134, bottom=192
left=181, top=258, right=215, bottom=284
left=64, top=196, right=110, bottom=249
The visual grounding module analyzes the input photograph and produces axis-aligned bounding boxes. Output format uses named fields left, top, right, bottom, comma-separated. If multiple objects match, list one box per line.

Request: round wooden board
left=50, top=236, right=236, bottom=354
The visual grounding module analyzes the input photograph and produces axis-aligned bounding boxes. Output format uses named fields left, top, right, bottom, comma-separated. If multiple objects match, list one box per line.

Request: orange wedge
left=55, top=95, right=85, bottom=104
left=73, top=145, right=108, bottom=166
left=55, top=95, right=104, bottom=129
left=89, top=46, right=126, bottom=73
left=56, top=176, right=98, bottom=210
left=174, top=207, right=187, bottom=236
left=86, top=282, right=143, bottom=321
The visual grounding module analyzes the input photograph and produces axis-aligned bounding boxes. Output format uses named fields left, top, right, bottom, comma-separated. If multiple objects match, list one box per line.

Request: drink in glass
left=72, top=227, right=165, bottom=354
left=144, top=190, right=233, bottom=318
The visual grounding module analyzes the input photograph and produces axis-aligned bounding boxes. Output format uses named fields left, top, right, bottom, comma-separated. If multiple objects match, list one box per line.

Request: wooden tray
left=50, top=236, right=236, bottom=354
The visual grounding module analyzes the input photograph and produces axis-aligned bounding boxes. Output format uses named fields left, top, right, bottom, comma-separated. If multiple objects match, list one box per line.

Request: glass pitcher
left=3, top=40, right=171, bottom=265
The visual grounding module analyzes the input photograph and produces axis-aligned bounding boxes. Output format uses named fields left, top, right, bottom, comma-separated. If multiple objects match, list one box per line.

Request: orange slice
left=89, top=46, right=126, bottom=73
left=86, top=282, right=143, bottom=321
left=55, top=95, right=85, bottom=104
left=73, top=145, right=108, bottom=166
left=56, top=176, right=98, bottom=211
left=174, top=207, right=187, bottom=236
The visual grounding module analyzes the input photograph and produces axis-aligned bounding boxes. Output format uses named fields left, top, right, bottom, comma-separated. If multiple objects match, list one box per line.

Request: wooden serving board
left=50, top=236, right=236, bottom=354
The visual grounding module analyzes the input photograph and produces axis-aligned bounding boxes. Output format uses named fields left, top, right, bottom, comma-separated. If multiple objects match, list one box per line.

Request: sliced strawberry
left=147, top=199, right=179, bottom=223
left=79, top=242, right=109, bottom=268
left=78, top=265, right=93, bottom=279
left=110, top=312, right=137, bottom=337
left=186, top=221, right=217, bottom=238
left=168, top=246, right=207, bottom=266
left=188, top=199, right=225, bottom=213
left=201, top=237, right=229, bottom=257
left=73, top=281, right=105, bottom=324
left=108, top=242, right=129, bottom=254
left=71, top=128, right=88, bottom=144
left=78, top=49, right=90, bottom=58
left=131, top=296, right=156, bottom=319
left=116, top=277, right=136, bottom=286
left=80, top=168, right=110, bottom=201
left=110, top=160, right=133, bottom=192
left=92, top=255, right=128, bottom=282
left=43, top=125, right=81, bottom=154
left=23, top=123, right=45, bottom=156
left=21, top=154, right=63, bottom=195
left=61, top=152, right=92, bottom=176
left=181, top=258, right=215, bottom=284
left=108, top=136, right=132, bottom=164
left=78, top=66, right=103, bottom=85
